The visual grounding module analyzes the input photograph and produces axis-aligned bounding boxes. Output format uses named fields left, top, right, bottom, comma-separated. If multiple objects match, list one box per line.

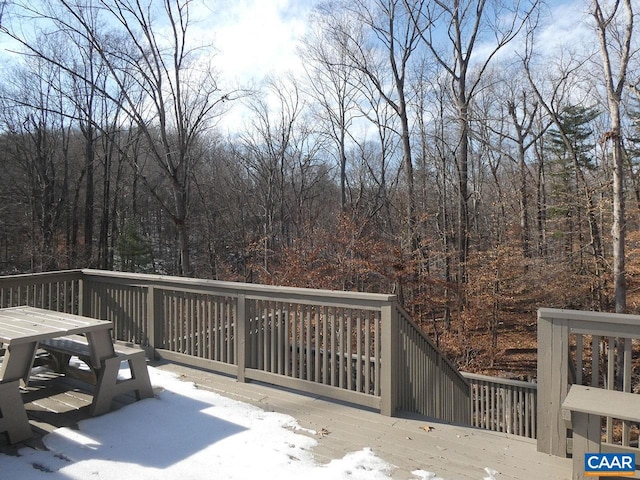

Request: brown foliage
left=422, top=242, right=599, bottom=376
left=206, top=202, right=640, bottom=381
left=259, top=213, right=395, bottom=293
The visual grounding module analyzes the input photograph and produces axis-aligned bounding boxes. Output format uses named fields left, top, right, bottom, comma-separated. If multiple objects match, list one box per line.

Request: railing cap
left=462, top=372, right=537, bottom=389
left=538, top=307, right=640, bottom=325
left=81, top=269, right=398, bottom=303
left=0, top=269, right=83, bottom=281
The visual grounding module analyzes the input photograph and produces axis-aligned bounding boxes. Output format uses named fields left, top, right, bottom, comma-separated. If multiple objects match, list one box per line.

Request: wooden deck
left=2, top=360, right=572, bottom=480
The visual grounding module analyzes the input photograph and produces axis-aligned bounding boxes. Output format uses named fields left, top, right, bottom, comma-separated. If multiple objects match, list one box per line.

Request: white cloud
left=537, top=0, right=593, bottom=56
left=202, top=0, right=316, bottom=85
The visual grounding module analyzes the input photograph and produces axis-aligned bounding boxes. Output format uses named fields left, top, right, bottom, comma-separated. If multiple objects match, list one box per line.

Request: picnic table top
left=0, top=307, right=112, bottom=345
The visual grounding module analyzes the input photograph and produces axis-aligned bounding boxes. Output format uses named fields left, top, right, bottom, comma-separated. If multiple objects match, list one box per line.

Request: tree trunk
left=611, top=124, right=626, bottom=313
left=536, top=151, right=547, bottom=257
left=83, top=123, right=94, bottom=266
left=399, top=104, right=417, bottom=253
left=457, top=101, right=470, bottom=287
left=592, top=0, right=631, bottom=313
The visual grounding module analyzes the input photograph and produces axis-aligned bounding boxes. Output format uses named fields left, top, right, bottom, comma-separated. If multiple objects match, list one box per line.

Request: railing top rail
left=462, top=372, right=538, bottom=390
left=0, top=269, right=83, bottom=283
left=538, top=307, right=640, bottom=325
left=538, top=308, right=640, bottom=339
left=81, top=269, right=397, bottom=306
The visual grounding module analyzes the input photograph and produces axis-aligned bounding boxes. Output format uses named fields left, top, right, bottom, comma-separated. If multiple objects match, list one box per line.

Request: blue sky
left=0, top=0, right=593, bottom=87
left=204, top=0, right=593, bottom=84
left=200, top=0, right=594, bottom=127
left=0, top=0, right=602, bottom=134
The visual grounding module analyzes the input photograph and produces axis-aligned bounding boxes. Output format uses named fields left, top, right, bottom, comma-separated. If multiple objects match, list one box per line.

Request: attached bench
left=40, top=335, right=154, bottom=416
left=562, top=385, right=640, bottom=480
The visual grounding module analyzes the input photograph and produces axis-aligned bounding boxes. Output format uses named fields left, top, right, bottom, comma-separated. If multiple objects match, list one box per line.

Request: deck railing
left=537, top=308, right=640, bottom=457
left=0, top=270, right=82, bottom=313
left=463, top=372, right=537, bottom=439
left=3, top=269, right=569, bottom=435
left=395, top=303, right=471, bottom=423
left=0, top=269, right=472, bottom=424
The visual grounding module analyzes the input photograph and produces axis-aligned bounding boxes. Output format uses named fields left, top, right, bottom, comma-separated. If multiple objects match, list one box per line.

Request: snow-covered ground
left=1, top=367, right=498, bottom=479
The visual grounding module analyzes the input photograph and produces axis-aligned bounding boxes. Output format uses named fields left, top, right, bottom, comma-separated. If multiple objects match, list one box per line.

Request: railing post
left=537, top=308, right=569, bottom=456
left=380, top=302, right=398, bottom=416
left=78, top=274, right=90, bottom=317
left=147, top=286, right=164, bottom=357
left=236, top=294, right=249, bottom=383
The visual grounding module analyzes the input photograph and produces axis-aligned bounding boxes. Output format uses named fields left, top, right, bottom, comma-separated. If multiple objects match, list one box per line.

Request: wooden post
left=537, top=308, right=569, bottom=456
left=147, top=286, right=164, bottom=357
left=380, top=303, right=398, bottom=416
left=236, top=294, right=249, bottom=383
left=78, top=274, right=91, bottom=317
left=570, top=412, right=600, bottom=480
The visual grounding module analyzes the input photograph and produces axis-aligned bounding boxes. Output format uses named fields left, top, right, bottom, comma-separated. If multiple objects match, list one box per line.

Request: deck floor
left=2, top=360, right=572, bottom=480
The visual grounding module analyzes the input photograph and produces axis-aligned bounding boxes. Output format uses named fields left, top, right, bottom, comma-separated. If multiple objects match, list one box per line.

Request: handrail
left=395, top=302, right=466, bottom=382
left=393, top=303, right=470, bottom=423
left=462, top=372, right=536, bottom=388
left=80, top=269, right=397, bottom=305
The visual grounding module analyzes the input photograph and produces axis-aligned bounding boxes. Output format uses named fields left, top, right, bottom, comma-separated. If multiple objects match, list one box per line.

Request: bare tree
left=352, top=80, right=403, bottom=239
left=0, top=58, right=73, bottom=270
left=523, top=38, right=609, bottom=308
left=5, top=0, right=236, bottom=275
left=237, top=76, right=304, bottom=275
left=302, top=12, right=362, bottom=212
left=58, top=13, right=106, bottom=267
left=593, top=0, right=633, bottom=314
left=318, top=0, right=426, bottom=253
left=476, top=69, right=551, bottom=259
left=406, top=0, right=540, bottom=286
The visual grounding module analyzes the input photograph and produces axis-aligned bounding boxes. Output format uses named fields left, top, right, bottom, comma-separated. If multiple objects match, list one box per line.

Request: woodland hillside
left=1, top=0, right=639, bottom=378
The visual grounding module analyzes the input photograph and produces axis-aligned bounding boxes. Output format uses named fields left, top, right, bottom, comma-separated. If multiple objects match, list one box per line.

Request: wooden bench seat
left=562, top=385, right=640, bottom=480
left=40, top=335, right=154, bottom=416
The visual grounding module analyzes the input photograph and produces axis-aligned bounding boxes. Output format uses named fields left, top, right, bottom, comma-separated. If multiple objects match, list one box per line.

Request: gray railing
left=0, top=269, right=472, bottom=424
left=0, top=270, right=82, bottom=312
left=464, top=372, right=537, bottom=438
left=4, top=269, right=572, bottom=434
left=394, top=304, right=471, bottom=423
left=537, top=308, right=640, bottom=457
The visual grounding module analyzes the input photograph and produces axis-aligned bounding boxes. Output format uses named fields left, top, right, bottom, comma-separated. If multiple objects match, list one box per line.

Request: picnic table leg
left=0, top=342, right=39, bottom=384
left=0, top=380, right=32, bottom=443
left=85, top=330, right=116, bottom=367
left=90, top=357, right=121, bottom=416
left=90, top=352, right=154, bottom=416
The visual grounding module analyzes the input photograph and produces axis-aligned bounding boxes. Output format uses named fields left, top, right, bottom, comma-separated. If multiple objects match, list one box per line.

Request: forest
left=0, top=0, right=638, bottom=377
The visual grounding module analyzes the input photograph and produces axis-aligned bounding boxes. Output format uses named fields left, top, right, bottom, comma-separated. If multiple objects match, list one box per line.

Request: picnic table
left=0, top=306, right=153, bottom=443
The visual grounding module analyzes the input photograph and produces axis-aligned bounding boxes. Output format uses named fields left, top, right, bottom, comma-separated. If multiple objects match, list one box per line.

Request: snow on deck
left=2, top=361, right=571, bottom=480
